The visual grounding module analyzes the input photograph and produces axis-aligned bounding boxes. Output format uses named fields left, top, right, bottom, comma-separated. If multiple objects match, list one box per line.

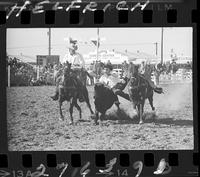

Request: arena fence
left=7, top=66, right=192, bottom=87
left=151, top=69, right=192, bottom=85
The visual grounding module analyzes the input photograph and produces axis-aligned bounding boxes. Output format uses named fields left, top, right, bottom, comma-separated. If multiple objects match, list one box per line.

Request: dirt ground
left=7, top=82, right=193, bottom=151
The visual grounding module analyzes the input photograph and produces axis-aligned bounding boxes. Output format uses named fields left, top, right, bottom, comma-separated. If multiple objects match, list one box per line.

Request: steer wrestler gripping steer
left=99, top=64, right=130, bottom=106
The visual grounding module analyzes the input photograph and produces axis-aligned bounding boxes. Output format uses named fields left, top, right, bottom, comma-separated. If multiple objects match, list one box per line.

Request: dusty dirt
left=7, top=83, right=193, bottom=151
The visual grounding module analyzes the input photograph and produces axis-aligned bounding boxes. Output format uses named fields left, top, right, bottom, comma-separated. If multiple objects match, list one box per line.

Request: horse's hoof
left=93, top=122, right=99, bottom=126
left=59, top=117, right=64, bottom=121
left=51, top=95, right=58, bottom=101
left=139, top=121, right=144, bottom=124
left=152, top=109, right=156, bottom=114
left=69, top=122, right=74, bottom=125
left=99, top=121, right=103, bottom=126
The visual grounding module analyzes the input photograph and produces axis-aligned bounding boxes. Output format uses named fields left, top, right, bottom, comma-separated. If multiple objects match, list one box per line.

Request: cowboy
left=99, top=63, right=130, bottom=106
left=154, top=62, right=163, bottom=85
left=122, top=60, right=129, bottom=76
left=138, top=61, right=146, bottom=74
left=51, top=38, right=85, bottom=100
left=63, top=37, right=85, bottom=69
left=138, top=61, right=163, bottom=93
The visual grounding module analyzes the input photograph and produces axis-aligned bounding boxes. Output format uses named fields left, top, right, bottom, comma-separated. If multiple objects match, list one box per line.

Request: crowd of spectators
left=7, top=57, right=36, bottom=86
left=7, top=57, right=67, bottom=86
left=6, top=56, right=192, bottom=87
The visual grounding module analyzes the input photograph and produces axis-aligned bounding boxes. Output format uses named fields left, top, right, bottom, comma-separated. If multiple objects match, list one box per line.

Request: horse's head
left=127, top=64, right=138, bottom=85
left=128, top=74, right=139, bottom=89
left=127, top=63, right=139, bottom=78
left=63, top=62, right=72, bottom=78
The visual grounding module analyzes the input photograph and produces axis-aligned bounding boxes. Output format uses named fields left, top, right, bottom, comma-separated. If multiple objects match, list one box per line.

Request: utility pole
left=154, top=42, right=158, bottom=56
left=48, top=28, right=51, bottom=56
left=96, top=28, right=99, bottom=61
left=161, top=28, right=164, bottom=64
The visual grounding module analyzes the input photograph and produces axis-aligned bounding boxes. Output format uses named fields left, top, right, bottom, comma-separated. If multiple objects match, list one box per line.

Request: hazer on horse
left=50, top=38, right=94, bottom=124
left=51, top=36, right=92, bottom=100
left=52, top=62, right=94, bottom=124
left=127, top=62, right=164, bottom=124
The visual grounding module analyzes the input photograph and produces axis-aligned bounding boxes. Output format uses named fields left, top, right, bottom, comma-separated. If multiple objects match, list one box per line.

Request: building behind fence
left=37, top=55, right=60, bottom=66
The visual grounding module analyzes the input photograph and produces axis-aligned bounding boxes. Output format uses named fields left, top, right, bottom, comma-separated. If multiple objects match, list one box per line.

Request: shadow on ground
left=154, top=118, right=193, bottom=126
left=102, top=109, right=193, bottom=126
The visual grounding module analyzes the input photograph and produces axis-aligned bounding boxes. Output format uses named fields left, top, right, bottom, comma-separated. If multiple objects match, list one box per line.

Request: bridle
left=129, top=74, right=147, bottom=91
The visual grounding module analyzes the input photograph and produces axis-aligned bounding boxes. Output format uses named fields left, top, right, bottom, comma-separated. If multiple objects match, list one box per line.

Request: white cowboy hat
left=64, top=37, right=78, bottom=50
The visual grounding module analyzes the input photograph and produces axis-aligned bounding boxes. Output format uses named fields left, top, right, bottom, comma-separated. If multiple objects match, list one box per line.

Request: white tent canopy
left=176, top=57, right=192, bottom=64
left=84, top=50, right=128, bottom=64
left=127, top=51, right=159, bottom=64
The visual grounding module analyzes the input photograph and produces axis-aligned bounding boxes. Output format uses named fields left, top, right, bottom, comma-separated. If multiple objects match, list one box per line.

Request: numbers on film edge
left=0, top=158, right=172, bottom=177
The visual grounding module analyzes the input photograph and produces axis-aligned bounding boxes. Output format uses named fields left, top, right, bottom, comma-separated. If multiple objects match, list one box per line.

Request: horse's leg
left=59, top=100, right=64, bottom=121
left=139, top=103, right=144, bottom=124
left=135, top=104, right=140, bottom=120
left=130, top=99, right=138, bottom=117
left=115, top=102, right=120, bottom=110
left=94, top=109, right=99, bottom=125
left=99, top=112, right=105, bottom=126
left=114, top=97, right=120, bottom=110
left=148, top=92, right=155, bottom=111
left=74, top=99, right=82, bottom=120
left=69, top=101, right=74, bottom=125
left=83, top=90, right=94, bottom=115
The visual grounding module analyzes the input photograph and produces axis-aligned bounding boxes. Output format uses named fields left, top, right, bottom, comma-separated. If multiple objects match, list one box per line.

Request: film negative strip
left=0, top=0, right=199, bottom=177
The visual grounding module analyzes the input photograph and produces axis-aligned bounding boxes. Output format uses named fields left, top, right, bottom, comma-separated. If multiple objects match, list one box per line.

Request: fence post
left=8, top=65, right=10, bottom=87
left=37, top=65, right=40, bottom=80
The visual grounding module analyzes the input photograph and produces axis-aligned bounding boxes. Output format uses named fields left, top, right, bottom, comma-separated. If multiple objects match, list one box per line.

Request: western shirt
left=99, top=73, right=120, bottom=88
left=63, top=52, right=85, bottom=68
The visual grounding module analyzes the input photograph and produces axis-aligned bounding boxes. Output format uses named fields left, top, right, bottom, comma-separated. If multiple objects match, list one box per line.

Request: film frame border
left=0, top=0, right=199, bottom=177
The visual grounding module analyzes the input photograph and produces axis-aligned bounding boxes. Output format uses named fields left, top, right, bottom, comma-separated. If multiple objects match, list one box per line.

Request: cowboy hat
left=104, top=63, right=113, bottom=71
left=64, top=37, right=78, bottom=51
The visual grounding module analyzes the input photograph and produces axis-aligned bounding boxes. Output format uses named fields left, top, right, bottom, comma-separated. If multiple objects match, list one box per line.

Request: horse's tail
left=154, top=87, right=164, bottom=94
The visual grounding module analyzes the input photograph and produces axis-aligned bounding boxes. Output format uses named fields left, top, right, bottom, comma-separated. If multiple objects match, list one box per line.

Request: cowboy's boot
left=152, top=83, right=163, bottom=94
left=148, top=79, right=163, bottom=94
left=154, top=87, right=164, bottom=94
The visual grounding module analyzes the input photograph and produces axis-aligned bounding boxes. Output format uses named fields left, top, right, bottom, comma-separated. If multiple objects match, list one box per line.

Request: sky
left=6, top=27, right=193, bottom=63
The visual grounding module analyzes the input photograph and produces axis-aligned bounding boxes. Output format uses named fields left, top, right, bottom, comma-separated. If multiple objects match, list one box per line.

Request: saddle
left=64, top=74, right=86, bottom=102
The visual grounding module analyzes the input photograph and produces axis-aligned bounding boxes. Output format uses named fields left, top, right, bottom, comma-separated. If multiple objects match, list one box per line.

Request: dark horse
left=127, top=64, right=163, bottom=124
left=71, top=67, right=93, bottom=86
left=58, top=63, right=94, bottom=124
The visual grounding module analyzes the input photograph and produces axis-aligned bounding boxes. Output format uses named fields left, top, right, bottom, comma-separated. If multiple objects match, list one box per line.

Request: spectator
left=122, top=60, right=129, bottom=77
left=185, top=61, right=192, bottom=70
left=170, top=59, right=178, bottom=74
left=154, top=62, right=163, bottom=85
left=107, top=60, right=112, bottom=65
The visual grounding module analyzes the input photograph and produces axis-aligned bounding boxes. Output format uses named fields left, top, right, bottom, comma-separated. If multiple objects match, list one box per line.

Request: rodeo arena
left=7, top=32, right=193, bottom=151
